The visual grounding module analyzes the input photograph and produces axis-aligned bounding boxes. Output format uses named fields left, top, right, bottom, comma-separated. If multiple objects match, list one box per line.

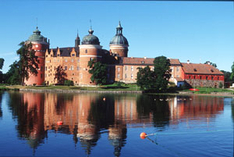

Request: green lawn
left=0, top=83, right=141, bottom=91
left=182, top=87, right=234, bottom=94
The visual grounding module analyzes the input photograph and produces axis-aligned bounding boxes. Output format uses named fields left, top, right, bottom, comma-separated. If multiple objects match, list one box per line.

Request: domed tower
left=79, top=28, right=102, bottom=86
left=25, top=27, right=49, bottom=86
left=110, top=22, right=129, bottom=57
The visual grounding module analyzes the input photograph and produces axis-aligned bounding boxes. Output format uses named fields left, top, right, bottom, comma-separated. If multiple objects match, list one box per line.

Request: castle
left=25, top=22, right=224, bottom=88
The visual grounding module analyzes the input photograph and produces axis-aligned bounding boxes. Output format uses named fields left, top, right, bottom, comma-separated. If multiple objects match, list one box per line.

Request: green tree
left=17, top=42, right=39, bottom=85
left=5, top=61, right=21, bottom=85
left=0, top=58, right=4, bottom=83
left=136, top=56, right=171, bottom=92
left=204, top=61, right=217, bottom=68
left=54, top=65, right=67, bottom=85
left=88, top=59, right=107, bottom=85
left=153, top=56, right=171, bottom=92
left=137, top=66, right=156, bottom=90
left=231, top=62, right=234, bottom=82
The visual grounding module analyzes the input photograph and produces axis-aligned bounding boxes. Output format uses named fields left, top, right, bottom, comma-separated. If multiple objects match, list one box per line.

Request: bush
left=219, top=82, right=223, bottom=88
left=64, top=80, right=74, bottom=86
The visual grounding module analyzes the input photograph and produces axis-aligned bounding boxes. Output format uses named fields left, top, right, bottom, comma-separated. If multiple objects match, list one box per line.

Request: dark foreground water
left=0, top=91, right=233, bottom=157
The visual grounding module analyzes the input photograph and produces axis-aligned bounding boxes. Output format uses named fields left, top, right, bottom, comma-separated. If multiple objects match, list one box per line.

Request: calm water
left=0, top=91, right=233, bottom=157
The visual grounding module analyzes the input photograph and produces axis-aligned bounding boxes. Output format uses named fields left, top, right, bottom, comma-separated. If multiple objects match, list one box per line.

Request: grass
left=182, top=87, right=234, bottom=94
left=0, top=83, right=141, bottom=91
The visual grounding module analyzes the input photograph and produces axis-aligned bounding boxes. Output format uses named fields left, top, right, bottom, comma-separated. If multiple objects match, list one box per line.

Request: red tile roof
left=170, top=59, right=181, bottom=65
left=121, top=57, right=154, bottom=65
left=181, top=63, right=223, bottom=75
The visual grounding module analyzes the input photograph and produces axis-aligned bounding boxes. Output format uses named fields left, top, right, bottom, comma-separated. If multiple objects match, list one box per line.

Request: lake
left=0, top=91, right=233, bottom=157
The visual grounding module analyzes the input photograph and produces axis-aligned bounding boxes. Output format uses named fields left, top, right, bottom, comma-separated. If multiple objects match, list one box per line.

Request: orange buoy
left=103, top=97, right=106, bottom=101
left=140, top=132, right=147, bottom=139
left=57, top=121, right=63, bottom=125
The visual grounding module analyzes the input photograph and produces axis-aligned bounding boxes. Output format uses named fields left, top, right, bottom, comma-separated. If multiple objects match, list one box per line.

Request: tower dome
left=109, top=22, right=129, bottom=57
left=82, top=29, right=100, bottom=45
left=28, top=27, right=48, bottom=43
left=110, top=22, right=128, bottom=46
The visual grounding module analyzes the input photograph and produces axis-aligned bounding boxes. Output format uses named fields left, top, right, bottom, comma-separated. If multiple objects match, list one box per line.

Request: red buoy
left=57, top=121, right=63, bottom=125
left=140, top=132, right=147, bottom=139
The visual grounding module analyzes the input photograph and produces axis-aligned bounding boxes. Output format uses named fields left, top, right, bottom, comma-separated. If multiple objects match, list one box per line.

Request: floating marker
left=140, top=132, right=147, bottom=139
left=103, top=97, right=106, bottom=101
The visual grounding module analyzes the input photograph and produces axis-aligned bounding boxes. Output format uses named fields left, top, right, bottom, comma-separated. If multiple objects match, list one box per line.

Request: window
left=41, top=66, right=43, bottom=71
left=125, top=74, right=127, bottom=78
left=64, top=66, right=67, bottom=70
left=131, top=74, right=133, bottom=79
left=65, top=59, right=67, bottom=62
left=90, top=58, right=93, bottom=61
left=141, top=61, right=145, bottom=64
left=131, top=66, right=134, bottom=71
left=85, top=49, right=88, bottom=53
left=77, top=66, right=79, bottom=71
left=41, top=74, right=43, bottom=78
left=177, top=67, right=179, bottom=72
left=117, top=73, right=120, bottom=78
left=71, top=66, right=74, bottom=70
left=125, top=66, right=127, bottom=71
left=118, top=67, right=120, bottom=72
left=77, top=59, right=80, bottom=63
left=45, top=67, right=47, bottom=71
left=71, top=59, right=74, bottom=62
left=72, top=54, right=75, bottom=56
left=200, top=76, right=202, bottom=79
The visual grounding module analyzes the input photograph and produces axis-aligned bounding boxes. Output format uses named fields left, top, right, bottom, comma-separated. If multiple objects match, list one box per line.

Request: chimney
left=144, top=56, right=146, bottom=59
left=187, top=60, right=190, bottom=64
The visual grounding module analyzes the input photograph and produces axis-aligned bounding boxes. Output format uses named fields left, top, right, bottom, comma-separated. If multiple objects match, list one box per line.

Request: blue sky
left=0, top=1, right=233, bottom=73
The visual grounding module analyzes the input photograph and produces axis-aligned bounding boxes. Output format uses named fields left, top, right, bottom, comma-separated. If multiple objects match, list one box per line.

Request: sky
left=0, top=1, right=234, bottom=73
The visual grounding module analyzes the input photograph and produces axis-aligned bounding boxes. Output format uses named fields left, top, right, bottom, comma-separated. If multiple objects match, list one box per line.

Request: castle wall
left=45, top=48, right=80, bottom=85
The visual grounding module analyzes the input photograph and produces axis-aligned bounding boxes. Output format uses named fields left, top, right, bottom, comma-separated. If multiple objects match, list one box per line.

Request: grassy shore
left=0, top=83, right=141, bottom=91
left=1, top=84, right=234, bottom=95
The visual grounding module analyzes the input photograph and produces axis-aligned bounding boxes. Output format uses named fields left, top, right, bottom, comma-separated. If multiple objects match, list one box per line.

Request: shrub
left=64, top=80, right=74, bottom=86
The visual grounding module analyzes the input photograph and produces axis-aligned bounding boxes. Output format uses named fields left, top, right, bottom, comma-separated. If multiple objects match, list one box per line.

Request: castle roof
left=82, top=29, right=100, bottom=45
left=121, top=57, right=154, bottom=65
left=49, top=47, right=79, bottom=57
left=28, top=27, right=48, bottom=43
left=110, top=22, right=128, bottom=46
left=181, top=63, right=223, bottom=75
left=170, top=59, right=181, bottom=65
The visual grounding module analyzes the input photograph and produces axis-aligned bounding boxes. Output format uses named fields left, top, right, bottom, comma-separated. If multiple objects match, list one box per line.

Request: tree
left=153, top=56, right=171, bottom=92
left=136, top=56, right=171, bottom=92
left=88, top=59, right=107, bottom=85
left=204, top=61, right=217, bottom=68
left=231, top=62, right=234, bottom=82
left=137, top=66, right=156, bottom=90
left=54, top=65, right=67, bottom=85
left=17, top=42, right=39, bottom=85
left=5, top=61, right=21, bottom=85
left=0, top=58, right=4, bottom=83
left=0, top=58, right=4, bottom=70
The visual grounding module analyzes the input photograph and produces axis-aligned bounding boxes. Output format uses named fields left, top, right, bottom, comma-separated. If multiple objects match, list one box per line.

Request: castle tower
left=25, top=27, right=49, bottom=86
left=79, top=28, right=102, bottom=86
left=110, top=22, right=129, bottom=57
left=75, top=33, right=80, bottom=47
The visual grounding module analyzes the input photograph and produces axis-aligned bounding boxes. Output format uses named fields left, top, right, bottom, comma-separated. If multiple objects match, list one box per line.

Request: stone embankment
left=20, top=88, right=143, bottom=94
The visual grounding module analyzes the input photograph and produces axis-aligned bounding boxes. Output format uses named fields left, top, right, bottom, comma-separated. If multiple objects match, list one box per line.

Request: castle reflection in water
left=7, top=92, right=224, bottom=156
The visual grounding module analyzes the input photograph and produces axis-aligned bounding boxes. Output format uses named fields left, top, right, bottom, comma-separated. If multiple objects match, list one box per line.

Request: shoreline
left=17, top=88, right=234, bottom=97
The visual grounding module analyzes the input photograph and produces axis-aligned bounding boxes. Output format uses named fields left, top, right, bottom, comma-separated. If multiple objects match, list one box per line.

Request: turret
left=110, top=22, right=129, bottom=57
left=24, top=27, right=49, bottom=86
left=79, top=28, right=102, bottom=86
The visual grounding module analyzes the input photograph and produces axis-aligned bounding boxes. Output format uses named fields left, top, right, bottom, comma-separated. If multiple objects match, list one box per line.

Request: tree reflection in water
left=0, top=91, right=3, bottom=118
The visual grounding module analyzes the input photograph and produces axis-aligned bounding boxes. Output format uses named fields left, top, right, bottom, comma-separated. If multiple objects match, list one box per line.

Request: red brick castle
left=24, top=22, right=224, bottom=88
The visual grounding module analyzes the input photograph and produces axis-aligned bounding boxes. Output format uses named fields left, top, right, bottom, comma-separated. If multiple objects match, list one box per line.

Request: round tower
left=110, top=22, right=129, bottom=57
left=79, top=28, right=102, bottom=86
left=24, top=27, right=49, bottom=86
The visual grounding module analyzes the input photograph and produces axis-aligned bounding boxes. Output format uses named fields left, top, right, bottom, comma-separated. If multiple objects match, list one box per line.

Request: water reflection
left=6, top=92, right=225, bottom=156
